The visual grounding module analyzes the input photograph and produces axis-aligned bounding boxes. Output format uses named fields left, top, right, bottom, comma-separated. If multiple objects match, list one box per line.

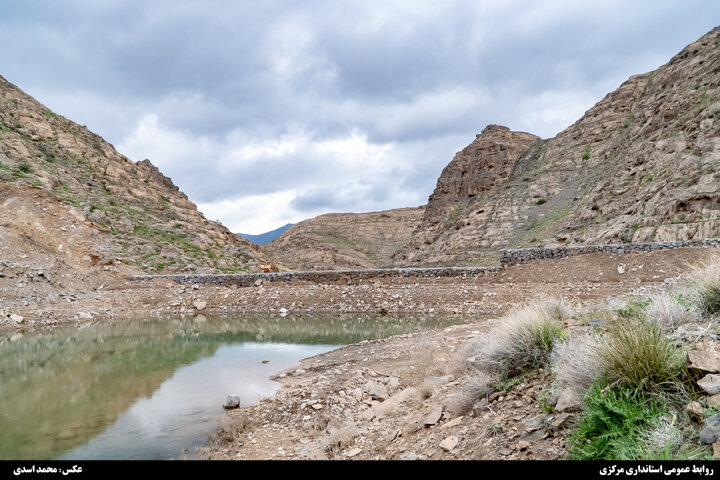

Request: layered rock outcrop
left=0, top=75, right=268, bottom=274
left=393, top=26, right=720, bottom=267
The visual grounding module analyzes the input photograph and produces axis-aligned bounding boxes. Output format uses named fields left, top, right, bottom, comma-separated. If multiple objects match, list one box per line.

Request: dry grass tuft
left=466, top=298, right=570, bottom=376
left=445, top=371, right=495, bottom=416
left=644, top=291, right=696, bottom=331
left=207, top=411, right=253, bottom=447
left=551, top=330, right=603, bottom=394
left=687, top=253, right=720, bottom=316
left=322, top=423, right=360, bottom=458
left=598, top=318, right=688, bottom=400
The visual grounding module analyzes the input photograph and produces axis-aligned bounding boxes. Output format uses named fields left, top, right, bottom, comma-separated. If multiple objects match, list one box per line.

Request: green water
left=0, top=313, right=462, bottom=460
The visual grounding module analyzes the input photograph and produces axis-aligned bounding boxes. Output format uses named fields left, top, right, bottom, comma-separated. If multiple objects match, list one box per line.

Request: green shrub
left=568, top=380, right=670, bottom=460
left=582, top=148, right=590, bottom=160
left=536, top=199, right=547, bottom=205
left=598, top=318, right=687, bottom=399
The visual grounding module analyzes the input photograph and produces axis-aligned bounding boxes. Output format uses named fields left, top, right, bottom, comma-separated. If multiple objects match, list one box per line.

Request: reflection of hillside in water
left=0, top=313, right=462, bottom=459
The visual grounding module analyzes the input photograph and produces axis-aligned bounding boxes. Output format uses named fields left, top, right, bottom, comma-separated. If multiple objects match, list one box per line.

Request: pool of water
left=0, top=313, right=463, bottom=460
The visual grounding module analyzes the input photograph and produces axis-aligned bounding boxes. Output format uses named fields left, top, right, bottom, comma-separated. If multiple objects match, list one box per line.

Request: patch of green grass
left=536, top=199, right=547, bottom=205
left=582, top=148, right=590, bottom=160
left=448, top=205, right=466, bottom=223
left=17, top=163, right=32, bottom=174
left=616, top=298, right=652, bottom=319
left=494, top=375, right=525, bottom=392
left=43, top=110, right=58, bottom=119
left=568, top=380, right=671, bottom=460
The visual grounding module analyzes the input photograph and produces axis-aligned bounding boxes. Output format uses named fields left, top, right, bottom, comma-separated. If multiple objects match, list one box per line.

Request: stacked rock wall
left=499, top=239, right=720, bottom=266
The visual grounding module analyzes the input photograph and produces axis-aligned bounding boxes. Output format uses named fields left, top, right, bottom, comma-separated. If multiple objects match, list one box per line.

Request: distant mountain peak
left=237, top=223, right=293, bottom=244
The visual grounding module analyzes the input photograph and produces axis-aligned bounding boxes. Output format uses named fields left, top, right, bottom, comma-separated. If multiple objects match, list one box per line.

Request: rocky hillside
left=394, top=26, right=720, bottom=267
left=0, top=75, right=268, bottom=274
left=264, top=207, right=424, bottom=270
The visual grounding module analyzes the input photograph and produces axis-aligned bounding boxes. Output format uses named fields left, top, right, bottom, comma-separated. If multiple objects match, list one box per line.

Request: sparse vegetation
left=466, top=298, right=570, bottom=376
left=582, top=148, right=590, bottom=160
left=536, top=198, right=547, bottom=205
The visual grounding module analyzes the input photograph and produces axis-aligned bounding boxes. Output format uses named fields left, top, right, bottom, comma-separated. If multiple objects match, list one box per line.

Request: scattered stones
left=700, top=415, right=720, bottom=444
left=261, top=359, right=270, bottom=364
left=708, top=395, right=720, bottom=409
left=193, top=314, right=207, bottom=324
left=223, top=395, right=240, bottom=409
left=9, top=314, right=24, bottom=323
left=688, top=340, right=720, bottom=374
left=193, top=300, right=207, bottom=311
left=77, top=312, right=92, bottom=320
left=698, top=374, right=720, bottom=395
left=498, top=448, right=513, bottom=456
left=312, top=403, right=323, bottom=410
left=554, top=387, right=581, bottom=413
left=424, top=406, right=443, bottom=426
left=439, top=435, right=459, bottom=452
left=253, top=279, right=263, bottom=287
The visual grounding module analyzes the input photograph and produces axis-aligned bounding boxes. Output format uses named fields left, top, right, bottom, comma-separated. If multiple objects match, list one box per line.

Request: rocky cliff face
left=394, top=26, right=720, bottom=267
left=264, top=207, right=424, bottom=270
left=0, top=75, right=267, bottom=274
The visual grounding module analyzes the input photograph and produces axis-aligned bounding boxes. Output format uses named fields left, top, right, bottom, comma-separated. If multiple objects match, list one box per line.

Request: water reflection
left=0, top=313, right=463, bottom=460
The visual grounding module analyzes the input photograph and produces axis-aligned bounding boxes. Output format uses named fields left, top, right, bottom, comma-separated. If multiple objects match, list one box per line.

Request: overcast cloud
left=1, top=1, right=718, bottom=233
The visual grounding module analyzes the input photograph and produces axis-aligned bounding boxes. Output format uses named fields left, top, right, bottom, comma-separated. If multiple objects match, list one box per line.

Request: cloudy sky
left=1, top=1, right=718, bottom=233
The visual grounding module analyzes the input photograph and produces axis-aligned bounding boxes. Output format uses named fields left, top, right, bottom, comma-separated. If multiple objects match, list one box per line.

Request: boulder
left=223, top=394, right=240, bottom=409
left=687, top=340, right=720, bottom=374
left=698, top=374, right=720, bottom=395
left=700, top=415, right=720, bottom=444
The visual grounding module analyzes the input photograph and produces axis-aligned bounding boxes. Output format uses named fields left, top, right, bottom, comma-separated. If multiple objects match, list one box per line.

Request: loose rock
left=223, top=394, right=240, bottom=409
left=424, top=406, right=443, bottom=426
left=439, top=435, right=459, bottom=452
left=688, top=340, right=720, bottom=374
left=699, top=414, right=720, bottom=444
left=698, top=374, right=720, bottom=395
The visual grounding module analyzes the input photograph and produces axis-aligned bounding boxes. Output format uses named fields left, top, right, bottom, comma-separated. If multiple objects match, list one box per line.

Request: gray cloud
left=0, top=0, right=718, bottom=232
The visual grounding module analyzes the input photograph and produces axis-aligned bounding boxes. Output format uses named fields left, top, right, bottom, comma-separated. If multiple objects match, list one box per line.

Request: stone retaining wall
left=129, top=238, right=720, bottom=285
left=129, top=266, right=502, bottom=287
left=499, top=238, right=720, bottom=266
